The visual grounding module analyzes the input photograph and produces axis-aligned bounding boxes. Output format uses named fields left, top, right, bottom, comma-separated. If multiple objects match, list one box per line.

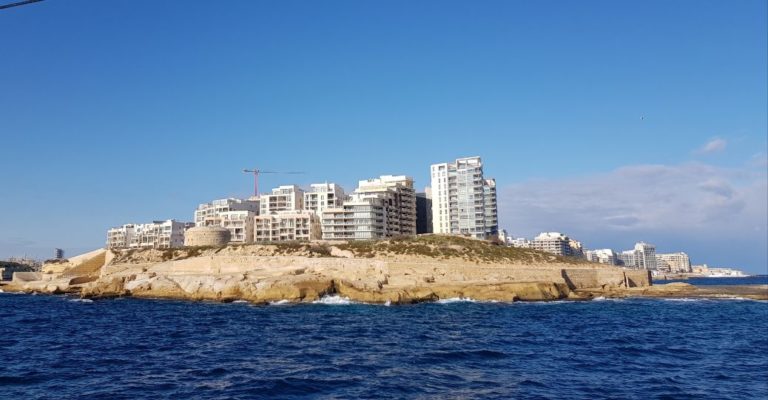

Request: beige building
left=532, top=232, right=575, bottom=257
left=107, top=219, right=188, bottom=249
left=304, top=183, right=345, bottom=214
left=656, top=252, right=691, bottom=273
left=260, top=185, right=304, bottom=214
left=194, top=198, right=260, bottom=244
left=253, top=210, right=321, bottom=242
left=354, top=175, right=417, bottom=237
left=321, top=195, right=387, bottom=240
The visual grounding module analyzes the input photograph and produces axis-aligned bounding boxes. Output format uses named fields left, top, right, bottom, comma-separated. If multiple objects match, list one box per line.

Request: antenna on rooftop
left=242, top=169, right=305, bottom=197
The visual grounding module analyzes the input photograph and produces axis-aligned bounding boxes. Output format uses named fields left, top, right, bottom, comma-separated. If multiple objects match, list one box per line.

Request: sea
left=1, top=284, right=767, bottom=399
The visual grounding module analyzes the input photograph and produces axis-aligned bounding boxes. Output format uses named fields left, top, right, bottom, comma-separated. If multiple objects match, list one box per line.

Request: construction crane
left=243, top=169, right=305, bottom=197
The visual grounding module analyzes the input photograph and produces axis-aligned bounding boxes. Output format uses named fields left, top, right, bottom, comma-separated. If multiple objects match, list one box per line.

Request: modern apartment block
left=304, top=183, right=345, bottom=215
left=634, top=242, right=658, bottom=270
left=106, top=219, right=188, bottom=249
left=253, top=210, right=321, bottom=242
left=656, top=252, right=691, bottom=273
left=194, top=198, right=260, bottom=244
left=618, top=250, right=638, bottom=268
left=585, top=249, right=618, bottom=265
left=617, top=242, right=658, bottom=269
left=430, top=156, right=498, bottom=239
left=260, top=185, right=304, bottom=214
left=354, top=175, right=417, bottom=237
left=531, top=232, right=576, bottom=256
left=321, top=194, right=386, bottom=240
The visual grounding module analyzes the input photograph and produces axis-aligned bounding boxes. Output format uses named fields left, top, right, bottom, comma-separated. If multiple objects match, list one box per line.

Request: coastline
left=3, top=237, right=766, bottom=303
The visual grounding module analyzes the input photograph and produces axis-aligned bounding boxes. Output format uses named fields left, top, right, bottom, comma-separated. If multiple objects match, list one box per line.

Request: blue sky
left=1, top=0, right=766, bottom=272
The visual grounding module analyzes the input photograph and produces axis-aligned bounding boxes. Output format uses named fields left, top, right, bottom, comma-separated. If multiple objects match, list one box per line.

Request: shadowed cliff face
left=3, top=235, right=669, bottom=303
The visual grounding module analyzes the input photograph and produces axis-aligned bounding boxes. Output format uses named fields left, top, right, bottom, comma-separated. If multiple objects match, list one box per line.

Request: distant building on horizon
left=532, top=232, right=578, bottom=257
left=656, top=252, right=692, bottom=273
left=194, top=198, right=260, bottom=244
left=430, top=156, right=498, bottom=240
left=54, top=248, right=64, bottom=260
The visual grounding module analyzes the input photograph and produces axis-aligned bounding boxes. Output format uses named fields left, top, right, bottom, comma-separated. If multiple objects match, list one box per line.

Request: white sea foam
left=436, top=297, right=476, bottom=304
left=0, top=289, right=4, bottom=293
left=231, top=300, right=249, bottom=304
left=68, top=298, right=93, bottom=303
left=312, top=295, right=353, bottom=305
left=662, top=298, right=706, bottom=302
left=592, top=296, right=625, bottom=302
left=269, top=299, right=292, bottom=306
left=384, top=300, right=391, bottom=307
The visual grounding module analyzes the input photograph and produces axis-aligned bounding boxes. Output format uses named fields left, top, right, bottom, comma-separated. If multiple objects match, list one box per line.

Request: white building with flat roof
left=430, top=156, right=498, bottom=239
left=354, top=175, right=417, bottom=237
left=260, top=185, right=304, bottom=214
left=321, top=194, right=387, bottom=241
left=253, top=210, right=320, bottom=242
left=532, top=232, right=572, bottom=256
left=585, top=249, right=618, bottom=265
left=634, top=242, right=657, bottom=270
left=194, top=198, right=260, bottom=244
left=304, top=183, right=345, bottom=215
left=107, top=219, right=188, bottom=249
left=657, top=252, right=691, bottom=273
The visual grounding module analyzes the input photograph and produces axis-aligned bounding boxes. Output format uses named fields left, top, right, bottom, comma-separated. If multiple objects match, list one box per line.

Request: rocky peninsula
left=3, top=236, right=765, bottom=303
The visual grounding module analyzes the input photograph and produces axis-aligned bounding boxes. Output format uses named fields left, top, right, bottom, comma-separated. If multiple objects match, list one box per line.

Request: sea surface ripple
left=1, top=294, right=766, bottom=399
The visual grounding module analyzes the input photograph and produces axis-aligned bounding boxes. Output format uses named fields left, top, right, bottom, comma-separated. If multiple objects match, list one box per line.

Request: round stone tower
left=184, top=226, right=231, bottom=247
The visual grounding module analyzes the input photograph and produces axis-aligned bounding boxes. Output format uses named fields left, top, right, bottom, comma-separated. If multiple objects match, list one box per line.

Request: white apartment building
left=532, top=232, right=574, bottom=256
left=618, top=250, right=638, bottom=268
left=260, top=185, right=304, bottom=214
left=304, top=183, right=345, bottom=215
left=585, top=249, right=618, bottom=265
left=634, top=242, right=658, bottom=270
left=106, top=219, right=187, bottom=249
left=509, top=237, right=532, bottom=248
left=253, top=210, right=321, bottom=242
left=321, top=194, right=387, bottom=240
left=430, top=156, right=498, bottom=239
left=354, top=175, right=417, bottom=236
left=194, top=198, right=260, bottom=244
left=656, top=252, right=691, bottom=273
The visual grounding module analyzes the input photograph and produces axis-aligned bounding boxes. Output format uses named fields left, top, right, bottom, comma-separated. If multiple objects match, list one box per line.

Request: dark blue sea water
left=1, top=293, right=767, bottom=399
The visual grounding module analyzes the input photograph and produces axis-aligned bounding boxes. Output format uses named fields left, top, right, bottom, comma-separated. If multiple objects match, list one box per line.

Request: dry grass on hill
left=108, top=235, right=587, bottom=265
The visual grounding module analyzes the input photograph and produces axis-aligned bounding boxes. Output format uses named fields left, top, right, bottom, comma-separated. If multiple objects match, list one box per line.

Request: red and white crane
left=242, top=169, right=305, bottom=197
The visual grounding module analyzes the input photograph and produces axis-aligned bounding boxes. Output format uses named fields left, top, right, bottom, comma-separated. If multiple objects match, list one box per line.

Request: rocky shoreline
left=2, top=237, right=766, bottom=303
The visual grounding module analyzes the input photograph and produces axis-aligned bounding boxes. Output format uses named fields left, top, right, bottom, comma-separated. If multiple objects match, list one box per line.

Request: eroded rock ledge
left=1, top=236, right=671, bottom=303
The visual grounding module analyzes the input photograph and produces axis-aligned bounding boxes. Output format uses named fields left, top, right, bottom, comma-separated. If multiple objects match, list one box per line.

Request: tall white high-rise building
left=430, top=156, right=498, bottom=239
left=634, top=242, right=658, bottom=270
left=656, top=252, right=691, bottom=273
left=354, top=175, right=417, bottom=236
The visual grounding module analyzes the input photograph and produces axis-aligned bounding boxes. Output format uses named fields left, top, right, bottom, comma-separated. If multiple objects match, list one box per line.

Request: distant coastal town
left=2, top=156, right=748, bottom=278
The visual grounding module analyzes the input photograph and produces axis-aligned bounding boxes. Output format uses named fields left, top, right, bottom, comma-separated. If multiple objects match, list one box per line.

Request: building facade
left=656, top=252, right=691, bottom=273
left=634, top=242, right=658, bottom=270
left=260, top=185, right=304, bottom=214
left=415, top=190, right=433, bottom=234
left=585, top=249, right=618, bottom=265
left=304, top=183, right=345, bottom=215
left=253, top=210, right=321, bottom=242
left=430, top=156, right=498, bottom=239
left=194, top=198, right=260, bottom=244
left=321, top=195, right=386, bottom=241
left=532, top=232, right=574, bottom=256
left=354, top=175, right=417, bottom=237
left=106, top=219, right=187, bottom=249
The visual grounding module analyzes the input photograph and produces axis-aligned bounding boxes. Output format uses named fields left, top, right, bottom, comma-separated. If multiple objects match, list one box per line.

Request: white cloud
left=498, top=162, right=767, bottom=270
left=695, top=138, right=727, bottom=154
